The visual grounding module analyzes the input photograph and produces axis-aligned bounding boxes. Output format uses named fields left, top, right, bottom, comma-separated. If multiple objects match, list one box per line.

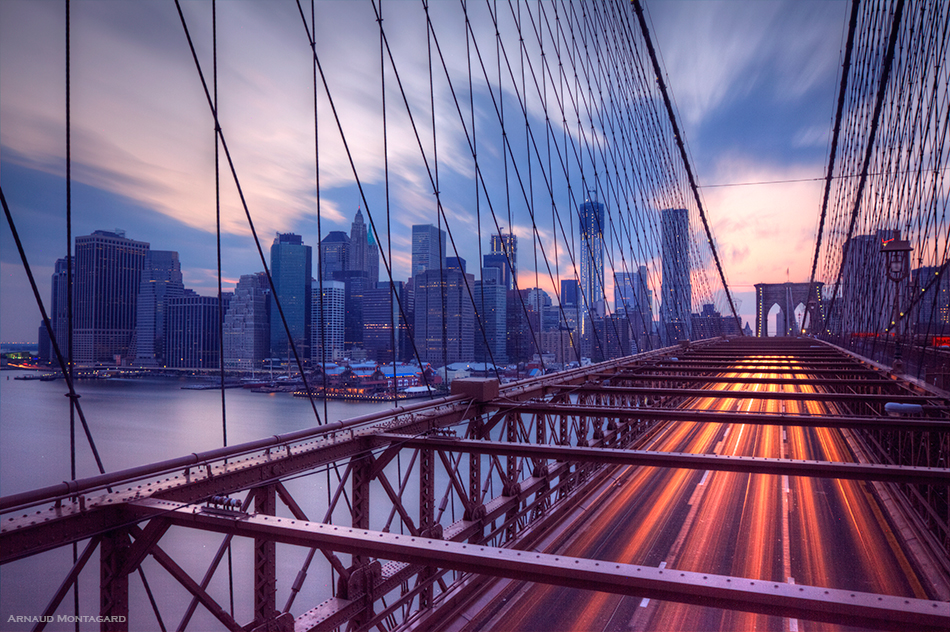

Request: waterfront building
left=311, top=280, right=345, bottom=363
left=134, top=250, right=185, bottom=366
left=363, top=281, right=410, bottom=363
left=414, top=267, right=474, bottom=366
left=473, top=267, right=507, bottom=364
left=411, top=224, right=446, bottom=278
left=44, top=258, right=69, bottom=363
left=224, top=272, right=270, bottom=369
left=73, top=229, right=149, bottom=364
left=270, top=233, right=312, bottom=360
left=165, top=293, right=229, bottom=369
left=661, top=208, right=691, bottom=343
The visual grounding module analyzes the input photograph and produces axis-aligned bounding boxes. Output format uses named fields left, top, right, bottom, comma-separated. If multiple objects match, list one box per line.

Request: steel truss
left=1, top=338, right=948, bottom=631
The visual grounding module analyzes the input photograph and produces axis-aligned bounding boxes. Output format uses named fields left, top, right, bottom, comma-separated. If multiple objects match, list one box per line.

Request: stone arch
left=755, top=282, right=822, bottom=337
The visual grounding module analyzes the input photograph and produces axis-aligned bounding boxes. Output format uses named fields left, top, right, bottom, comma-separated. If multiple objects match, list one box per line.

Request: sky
left=0, top=0, right=850, bottom=343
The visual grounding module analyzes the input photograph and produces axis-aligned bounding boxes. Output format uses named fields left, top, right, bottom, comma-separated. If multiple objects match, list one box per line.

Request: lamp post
left=881, top=236, right=912, bottom=372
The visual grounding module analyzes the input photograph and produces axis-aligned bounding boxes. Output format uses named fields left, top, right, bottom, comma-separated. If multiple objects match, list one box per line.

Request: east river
left=1, top=370, right=396, bottom=630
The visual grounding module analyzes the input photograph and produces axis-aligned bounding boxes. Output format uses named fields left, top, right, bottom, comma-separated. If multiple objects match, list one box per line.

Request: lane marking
left=640, top=562, right=668, bottom=608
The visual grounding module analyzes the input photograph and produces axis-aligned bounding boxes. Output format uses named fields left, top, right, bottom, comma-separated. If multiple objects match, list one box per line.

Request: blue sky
left=1, top=0, right=849, bottom=343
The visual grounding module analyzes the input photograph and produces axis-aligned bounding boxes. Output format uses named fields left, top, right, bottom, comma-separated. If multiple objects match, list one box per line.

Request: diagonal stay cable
left=173, top=0, right=323, bottom=425
left=632, top=0, right=742, bottom=334
left=1, top=186, right=107, bottom=478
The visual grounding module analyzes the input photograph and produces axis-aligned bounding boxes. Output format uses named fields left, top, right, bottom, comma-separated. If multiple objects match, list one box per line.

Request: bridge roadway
left=1, top=338, right=949, bottom=631
left=442, top=350, right=949, bottom=632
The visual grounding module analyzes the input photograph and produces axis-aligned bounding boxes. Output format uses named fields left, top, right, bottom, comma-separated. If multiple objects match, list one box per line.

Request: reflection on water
left=0, top=371, right=396, bottom=631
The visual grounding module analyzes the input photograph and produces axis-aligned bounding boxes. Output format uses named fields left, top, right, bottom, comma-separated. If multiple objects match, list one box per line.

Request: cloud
left=647, top=1, right=847, bottom=128
left=703, top=155, right=824, bottom=288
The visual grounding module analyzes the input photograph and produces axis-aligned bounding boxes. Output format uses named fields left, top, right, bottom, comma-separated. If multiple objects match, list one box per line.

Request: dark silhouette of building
left=319, top=231, right=350, bottom=281
left=165, top=293, right=230, bottom=369
left=473, top=267, right=507, bottom=364
left=134, top=250, right=185, bottom=366
left=414, top=267, right=474, bottom=366
left=661, top=208, right=691, bottom=343
left=43, top=258, right=69, bottom=363
left=411, top=224, right=446, bottom=278
left=224, top=272, right=270, bottom=369
left=74, top=229, right=149, bottom=364
left=363, top=281, right=410, bottom=363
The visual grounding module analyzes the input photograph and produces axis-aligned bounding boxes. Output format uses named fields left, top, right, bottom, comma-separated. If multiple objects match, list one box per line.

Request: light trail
left=477, top=352, right=936, bottom=632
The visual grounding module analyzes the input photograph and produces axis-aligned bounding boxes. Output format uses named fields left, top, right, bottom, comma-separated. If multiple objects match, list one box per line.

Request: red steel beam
left=133, top=498, right=950, bottom=632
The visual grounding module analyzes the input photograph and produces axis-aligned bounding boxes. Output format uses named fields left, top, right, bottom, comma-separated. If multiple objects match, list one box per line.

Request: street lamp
left=881, top=235, right=912, bottom=372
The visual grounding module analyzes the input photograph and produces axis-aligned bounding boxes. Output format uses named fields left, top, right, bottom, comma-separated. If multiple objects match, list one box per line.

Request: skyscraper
left=661, top=208, right=691, bottom=343
left=473, top=267, right=507, bottom=364
left=615, top=265, right=653, bottom=344
left=579, top=196, right=606, bottom=318
left=165, top=293, right=229, bottom=369
left=412, top=224, right=446, bottom=278
left=74, top=229, right=149, bottom=364
left=269, top=233, right=312, bottom=360
left=363, top=281, right=409, bottom=363
left=319, top=231, right=349, bottom=281
left=489, top=230, right=517, bottom=290
left=414, top=267, right=474, bottom=365
left=347, top=208, right=379, bottom=284
left=134, top=250, right=185, bottom=366
left=311, top=280, right=345, bottom=363
left=46, top=258, right=69, bottom=362
left=224, top=272, right=270, bottom=369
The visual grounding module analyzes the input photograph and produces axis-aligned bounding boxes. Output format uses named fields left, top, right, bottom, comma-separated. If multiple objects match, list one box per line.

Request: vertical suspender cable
left=213, top=0, right=228, bottom=451
left=632, top=0, right=742, bottom=335
left=822, top=0, right=906, bottom=332
left=809, top=0, right=861, bottom=295
left=64, top=3, right=79, bottom=627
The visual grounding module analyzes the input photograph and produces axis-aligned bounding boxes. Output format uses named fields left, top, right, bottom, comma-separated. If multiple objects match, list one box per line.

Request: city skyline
left=1, top=1, right=852, bottom=343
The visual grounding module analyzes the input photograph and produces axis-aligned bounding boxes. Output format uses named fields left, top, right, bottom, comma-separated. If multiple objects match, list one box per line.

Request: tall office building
left=473, top=267, right=507, bottom=364
left=347, top=208, right=379, bottom=285
left=319, top=231, right=350, bottom=281
left=46, top=258, right=69, bottom=362
left=165, top=293, right=229, bottom=369
left=270, top=233, right=312, bottom=360
left=561, top=279, right=580, bottom=308
left=840, top=231, right=890, bottom=334
left=412, top=224, right=446, bottom=278
left=912, top=265, right=950, bottom=333
left=414, top=267, right=474, bottom=365
left=615, top=266, right=653, bottom=345
left=661, top=208, right=691, bottom=343
left=134, top=250, right=185, bottom=366
left=579, top=196, right=606, bottom=318
left=224, top=272, right=270, bottom=369
left=74, top=230, right=149, bottom=364
left=363, top=281, right=409, bottom=363
left=311, top=280, right=345, bottom=363
left=487, top=230, right=517, bottom=290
